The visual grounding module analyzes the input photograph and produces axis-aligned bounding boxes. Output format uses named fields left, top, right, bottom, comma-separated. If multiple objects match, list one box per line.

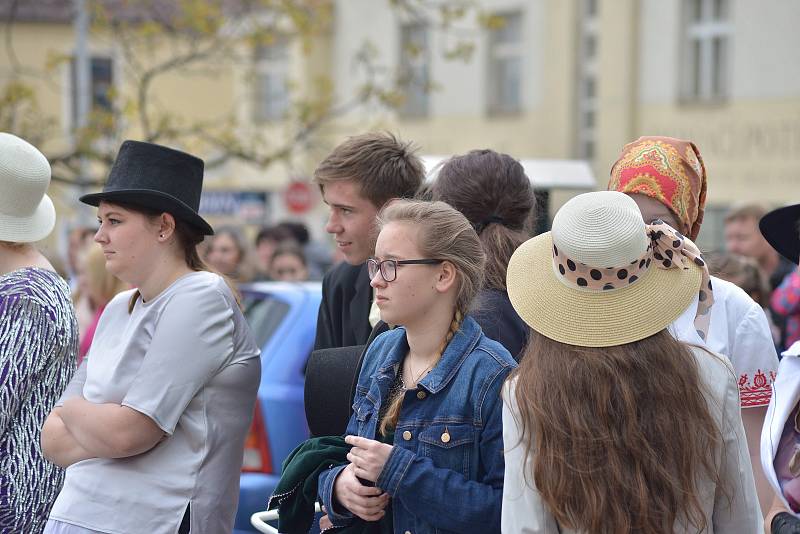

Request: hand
left=319, top=506, right=333, bottom=531
left=346, top=435, right=393, bottom=483
left=333, top=463, right=389, bottom=522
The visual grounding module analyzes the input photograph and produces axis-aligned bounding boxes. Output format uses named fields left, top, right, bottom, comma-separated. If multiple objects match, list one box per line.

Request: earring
left=160, top=234, right=164, bottom=238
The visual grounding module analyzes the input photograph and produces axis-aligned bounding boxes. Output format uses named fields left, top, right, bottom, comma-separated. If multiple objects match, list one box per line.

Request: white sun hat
left=506, top=191, right=710, bottom=347
left=0, top=132, right=56, bottom=243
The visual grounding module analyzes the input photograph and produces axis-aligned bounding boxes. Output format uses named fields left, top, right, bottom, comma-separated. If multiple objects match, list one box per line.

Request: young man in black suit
left=313, top=132, right=424, bottom=350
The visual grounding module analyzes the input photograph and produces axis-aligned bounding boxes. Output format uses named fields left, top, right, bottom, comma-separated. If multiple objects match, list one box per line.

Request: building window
left=487, top=11, right=522, bottom=115
left=576, top=0, right=598, bottom=160
left=254, top=37, right=290, bottom=122
left=398, top=21, right=430, bottom=118
left=71, top=56, right=113, bottom=127
left=681, top=0, right=731, bottom=102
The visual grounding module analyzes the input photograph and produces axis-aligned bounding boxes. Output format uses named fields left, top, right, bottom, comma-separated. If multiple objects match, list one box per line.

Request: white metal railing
left=250, top=503, right=323, bottom=534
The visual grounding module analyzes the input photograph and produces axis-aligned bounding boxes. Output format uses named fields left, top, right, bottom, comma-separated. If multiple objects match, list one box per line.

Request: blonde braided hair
left=379, top=309, right=464, bottom=436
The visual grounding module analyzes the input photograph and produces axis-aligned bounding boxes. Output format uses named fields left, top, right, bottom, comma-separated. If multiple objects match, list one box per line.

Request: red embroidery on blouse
left=739, top=370, right=776, bottom=408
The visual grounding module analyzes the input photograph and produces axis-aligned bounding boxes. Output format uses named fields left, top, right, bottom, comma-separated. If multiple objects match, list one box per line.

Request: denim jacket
left=318, top=316, right=516, bottom=534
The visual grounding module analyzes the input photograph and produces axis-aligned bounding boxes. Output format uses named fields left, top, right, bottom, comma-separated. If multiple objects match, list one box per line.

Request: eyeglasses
left=367, top=257, right=444, bottom=282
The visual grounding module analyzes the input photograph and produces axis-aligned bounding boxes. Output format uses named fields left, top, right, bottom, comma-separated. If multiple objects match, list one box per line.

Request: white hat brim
left=0, top=194, right=56, bottom=243
left=507, top=231, right=702, bottom=347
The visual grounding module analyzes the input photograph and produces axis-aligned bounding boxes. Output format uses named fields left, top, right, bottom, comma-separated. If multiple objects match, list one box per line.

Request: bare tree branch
left=1, top=0, right=480, bottom=187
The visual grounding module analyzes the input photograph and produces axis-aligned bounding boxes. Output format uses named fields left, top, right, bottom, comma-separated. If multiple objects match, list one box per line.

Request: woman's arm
left=1, top=293, right=58, bottom=436
left=44, top=360, right=162, bottom=462
left=376, top=367, right=510, bottom=532
left=317, top=396, right=379, bottom=527
left=713, top=366, right=763, bottom=533
left=766, top=494, right=800, bottom=534
left=58, top=396, right=164, bottom=458
left=317, top=337, right=392, bottom=528
left=55, top=286, right=239, bottom=459
left=42, top=360, right=92, bottom=466
left=742, top=405, right=773, bottom=515
left=501, top=379, right=560, bottom=533
left=41, top=358, right=162, bottom=463
left=41, top=408, right=95, bottom=467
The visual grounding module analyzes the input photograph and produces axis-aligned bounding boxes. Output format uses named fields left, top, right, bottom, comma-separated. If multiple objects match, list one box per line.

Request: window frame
left=486, top=10, right=524, bottom=116
left=69, top=54, right=115, bottom=131
left=575, top=0, right=598, bottom=160
left=253, top=36, right=291, bottom=123
left=398, top=20, right=431, bottom=119
left=679, top=0, right=732, bottom=104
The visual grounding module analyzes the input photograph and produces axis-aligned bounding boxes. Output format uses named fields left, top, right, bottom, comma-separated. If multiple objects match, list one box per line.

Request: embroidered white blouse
left=670, top=275, right=779, bottom=408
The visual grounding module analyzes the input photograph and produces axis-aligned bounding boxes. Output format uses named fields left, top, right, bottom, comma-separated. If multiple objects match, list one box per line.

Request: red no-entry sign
left=284, top=182, right=314, bottom=214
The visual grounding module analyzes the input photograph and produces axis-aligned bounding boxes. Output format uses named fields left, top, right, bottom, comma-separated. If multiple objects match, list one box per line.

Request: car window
left=241, top=293, right=291, bottom=348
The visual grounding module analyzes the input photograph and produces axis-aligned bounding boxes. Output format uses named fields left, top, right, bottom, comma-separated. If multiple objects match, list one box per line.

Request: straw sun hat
left=507, top=191, right=709, bottom=347
left=0, top=132, right=56, bottom=243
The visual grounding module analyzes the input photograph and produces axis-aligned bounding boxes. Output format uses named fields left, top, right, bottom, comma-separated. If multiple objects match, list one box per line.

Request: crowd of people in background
left=54, top=178, right=800, bottom=368
left=4, top=127, right=800, bottom=534
left=66, top=217, right=331, bottom=290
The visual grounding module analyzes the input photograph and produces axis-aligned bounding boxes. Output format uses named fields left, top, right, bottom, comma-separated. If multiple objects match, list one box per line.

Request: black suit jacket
left=314, top=262, right=387, bottom=350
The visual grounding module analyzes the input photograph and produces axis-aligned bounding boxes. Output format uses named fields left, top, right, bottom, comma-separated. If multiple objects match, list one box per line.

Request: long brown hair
left=431, top=149, right=535, bottom=291
left=376, top=200, right=485, bottom=435
left=511, top=329, right=725, bottom=533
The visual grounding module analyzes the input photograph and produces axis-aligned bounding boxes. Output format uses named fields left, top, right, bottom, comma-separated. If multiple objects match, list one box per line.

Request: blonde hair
left=82, top=243, right=128, bottom=307
left=376, top=200, right=485, bottom=435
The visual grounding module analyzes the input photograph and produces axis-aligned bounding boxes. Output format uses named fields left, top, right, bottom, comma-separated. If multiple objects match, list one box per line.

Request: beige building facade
left=329, top=0, right=800, bottom=248
left=1, top=0, right=798, bottom=253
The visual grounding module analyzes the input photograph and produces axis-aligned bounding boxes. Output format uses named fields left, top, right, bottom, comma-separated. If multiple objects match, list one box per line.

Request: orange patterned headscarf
left=608, top=136, right=707, bottom=241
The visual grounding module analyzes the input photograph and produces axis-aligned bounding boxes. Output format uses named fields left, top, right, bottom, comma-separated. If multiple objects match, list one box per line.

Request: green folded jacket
left=268, top=435, right=391, bottom=534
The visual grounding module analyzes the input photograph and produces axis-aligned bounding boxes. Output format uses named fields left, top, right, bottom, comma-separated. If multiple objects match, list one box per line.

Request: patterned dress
left=0, top=268, right=78, bottom=533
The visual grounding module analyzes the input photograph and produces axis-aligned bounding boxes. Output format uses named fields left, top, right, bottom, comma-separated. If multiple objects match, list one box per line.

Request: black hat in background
left=80, top=140, right=214, bottom=235
left=760, top=203, right=800, bottom=265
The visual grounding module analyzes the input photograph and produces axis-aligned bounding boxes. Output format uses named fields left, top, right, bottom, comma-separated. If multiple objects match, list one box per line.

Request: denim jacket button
left=416, top=390, right=426, bottom=400
left=404, top=531, right=412, bottom=534
left=402, top=430, right=412, bottom=441
left=441, top=431, right=451, bottom=443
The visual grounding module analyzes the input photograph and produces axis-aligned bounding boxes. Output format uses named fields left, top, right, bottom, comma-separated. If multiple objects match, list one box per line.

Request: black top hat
left=80, top=140, right=214, bottom=235
left=760, top=203, right=800, bottom=265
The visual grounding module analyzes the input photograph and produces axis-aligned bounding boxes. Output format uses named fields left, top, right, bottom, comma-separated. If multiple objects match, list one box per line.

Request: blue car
left=233, top=281, right=322, bottom=534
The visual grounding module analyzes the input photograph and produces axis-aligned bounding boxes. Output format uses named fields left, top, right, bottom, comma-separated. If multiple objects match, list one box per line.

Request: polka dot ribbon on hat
left=552, top=219, right=714, bottom=341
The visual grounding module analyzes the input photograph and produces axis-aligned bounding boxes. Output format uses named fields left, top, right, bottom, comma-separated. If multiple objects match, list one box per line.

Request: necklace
left=400, top=360, right=433, bottom=390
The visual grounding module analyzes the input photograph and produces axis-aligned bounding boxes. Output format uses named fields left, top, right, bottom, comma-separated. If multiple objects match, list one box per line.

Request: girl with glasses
left=317, top=200, right=516, bottom=533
